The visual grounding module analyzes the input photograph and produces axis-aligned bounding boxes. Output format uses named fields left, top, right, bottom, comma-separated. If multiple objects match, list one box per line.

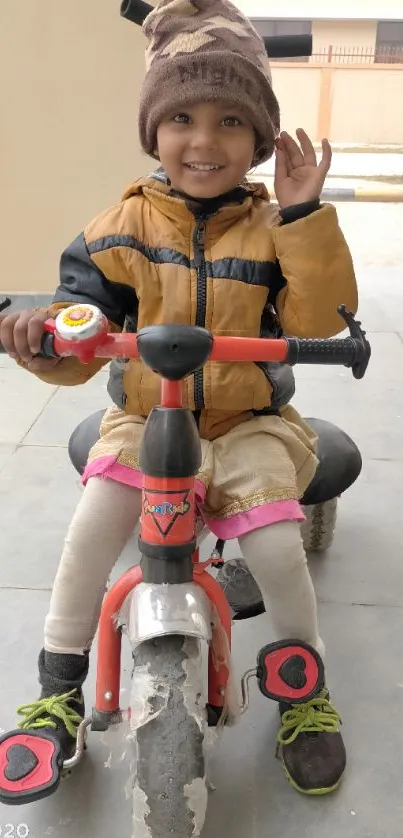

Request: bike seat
left=68, top=409, right=105, bottom=475
left=68, top=411, right=362, bottom=503
left=300, top=417, right=361, bottom=505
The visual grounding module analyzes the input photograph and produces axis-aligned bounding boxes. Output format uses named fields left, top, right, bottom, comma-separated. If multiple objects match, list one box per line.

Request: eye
left=222, top=116, right=242, bottom=127
left=172, top=113, right=191, bottom=124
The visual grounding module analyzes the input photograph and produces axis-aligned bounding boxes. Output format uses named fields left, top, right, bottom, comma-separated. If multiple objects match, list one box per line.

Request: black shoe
left=16, top=649, right=89, bottom=761
left=277, top=689, right=346, bottom=795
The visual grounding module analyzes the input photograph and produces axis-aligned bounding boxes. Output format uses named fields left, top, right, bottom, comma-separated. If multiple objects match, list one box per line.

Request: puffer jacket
left=34, top=170, right=358, bottom=440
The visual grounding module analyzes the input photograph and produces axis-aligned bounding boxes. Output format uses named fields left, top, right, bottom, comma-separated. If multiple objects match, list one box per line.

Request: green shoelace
left=17, top=689, right=82, bottom=739
left=277, top=690, right=341, bottom=747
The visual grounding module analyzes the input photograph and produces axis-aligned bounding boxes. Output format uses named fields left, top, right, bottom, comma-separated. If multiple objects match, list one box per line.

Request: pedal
left=216, top=558, right=265, bottom=620
left=0, top=729, right=63, bottom=805
left=256, top=640, right=325, bottom=704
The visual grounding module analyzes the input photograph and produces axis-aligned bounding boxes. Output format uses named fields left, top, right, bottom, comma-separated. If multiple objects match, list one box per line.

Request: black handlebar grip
left=120, top=0, right=152, bottom=24
left=263, top=34, right=313, bottom=58
left=0, top=298, right=11, bottom=352
left=285, top=337, right=357, bottom=367
left=38, top=333, right=59, bottom=360
left=0, top=297, right=11, bottom=314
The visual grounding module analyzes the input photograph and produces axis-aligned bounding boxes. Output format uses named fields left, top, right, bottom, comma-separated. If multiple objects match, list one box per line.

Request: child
left=0, top=0, right=357, bottom=796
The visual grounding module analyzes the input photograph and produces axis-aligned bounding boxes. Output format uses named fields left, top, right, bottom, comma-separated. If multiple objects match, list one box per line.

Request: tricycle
left=0, top=297, right=370, bottom=837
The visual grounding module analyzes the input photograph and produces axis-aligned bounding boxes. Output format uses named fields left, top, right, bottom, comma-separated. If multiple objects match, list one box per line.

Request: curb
left=253, top=178, right=403, bottom=203
left=312, top=145, right=403, bottom=155
left=321, top=186, right=403, bottom=202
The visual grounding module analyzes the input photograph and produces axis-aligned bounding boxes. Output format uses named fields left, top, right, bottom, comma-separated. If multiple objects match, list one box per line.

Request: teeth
left=187, top=163, right=221, bottom=171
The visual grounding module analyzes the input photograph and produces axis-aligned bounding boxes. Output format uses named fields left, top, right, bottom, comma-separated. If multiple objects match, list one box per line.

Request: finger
left=275, top=137, right=292, bottom=175
left=280, top=131, right=304, bottom=168
left=27, top=311, right=49, bottom=355
left=296, top=128, right=317, bottom=166
left=274, top=147, right=290, bottom=184
left=0, top=313, right=20, bottom=357
left=13, top=310, right=37, bottom=361
left=318, top=138, right=332, bottom=174
left=277, top=133, right=295, bottom=165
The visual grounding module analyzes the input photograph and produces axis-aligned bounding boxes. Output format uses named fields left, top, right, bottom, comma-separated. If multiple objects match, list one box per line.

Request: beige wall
left=271, top=63, right=403, bottom=143
left=2, top=2, right=403, bottom=294
left=1, top=0, right=148, bottom=293
left=270, top=67, right=321, bottom=138
left=312, top=20, right=377, bottom=53
left=331, top=67, right=403, bottom=143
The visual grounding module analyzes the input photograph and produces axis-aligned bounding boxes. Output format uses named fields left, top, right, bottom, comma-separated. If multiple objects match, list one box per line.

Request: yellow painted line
left=251, top=178, right=403, bottom=203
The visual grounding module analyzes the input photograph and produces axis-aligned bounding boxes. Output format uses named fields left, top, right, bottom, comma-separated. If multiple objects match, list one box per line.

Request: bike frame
left=93, top=378, right=233, bottom=718
left=92, top=360, right=258, bottom=723
left=46, top=321, right=300, bottom=725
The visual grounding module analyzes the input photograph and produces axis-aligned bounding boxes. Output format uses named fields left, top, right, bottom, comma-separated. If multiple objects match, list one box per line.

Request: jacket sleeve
left=22, top=232, right=138, bottom=386
left=271, top=204, right=358, bottom=338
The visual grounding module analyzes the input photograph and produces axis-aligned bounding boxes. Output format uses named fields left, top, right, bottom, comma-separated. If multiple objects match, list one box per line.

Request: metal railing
left=311, top=45, right=403, bottom=64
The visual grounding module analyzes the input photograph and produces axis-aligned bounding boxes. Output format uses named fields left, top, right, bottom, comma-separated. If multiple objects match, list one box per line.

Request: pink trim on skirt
left=82, top=456, right=304, bottom=538
left=202, top=500, right=304, bottom=539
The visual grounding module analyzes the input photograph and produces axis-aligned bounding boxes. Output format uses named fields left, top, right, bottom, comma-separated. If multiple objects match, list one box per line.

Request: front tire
left=130, top=635, right=207, bottom=838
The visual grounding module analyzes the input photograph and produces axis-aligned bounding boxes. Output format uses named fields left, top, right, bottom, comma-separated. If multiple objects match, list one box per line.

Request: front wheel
left=130, top=635, right=207, bottom=838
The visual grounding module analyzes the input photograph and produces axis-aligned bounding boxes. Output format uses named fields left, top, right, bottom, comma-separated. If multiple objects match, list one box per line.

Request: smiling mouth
left=184, top=162, right=225, bottom=172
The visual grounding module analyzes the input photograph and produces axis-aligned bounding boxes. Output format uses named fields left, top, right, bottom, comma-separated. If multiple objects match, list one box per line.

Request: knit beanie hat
left=138, top=0, right=280, bottom=166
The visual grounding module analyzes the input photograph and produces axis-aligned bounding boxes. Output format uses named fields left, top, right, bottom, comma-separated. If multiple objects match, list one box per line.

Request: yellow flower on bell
left=61, top=306, right=94, bottom=328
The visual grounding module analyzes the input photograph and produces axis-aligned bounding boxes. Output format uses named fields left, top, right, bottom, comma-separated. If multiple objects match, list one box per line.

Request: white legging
left=44, top=477, right=324, bottom=659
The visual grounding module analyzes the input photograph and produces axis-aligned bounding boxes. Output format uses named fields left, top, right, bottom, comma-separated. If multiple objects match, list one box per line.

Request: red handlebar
left=43, top=305, right=371, bottom=381
left=45, top=321, right=289, bottom=364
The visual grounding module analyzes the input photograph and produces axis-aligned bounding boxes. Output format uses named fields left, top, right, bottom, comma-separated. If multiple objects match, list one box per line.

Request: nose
left=189, top=125, right=219, bottom=152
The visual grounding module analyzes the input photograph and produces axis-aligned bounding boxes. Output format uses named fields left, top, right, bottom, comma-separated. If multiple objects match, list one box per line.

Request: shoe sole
left=281, top=758, right=344, bottom=796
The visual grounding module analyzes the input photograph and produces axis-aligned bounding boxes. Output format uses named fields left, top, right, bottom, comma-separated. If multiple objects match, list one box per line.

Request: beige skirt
left=83, top=404, right=318, bottom=539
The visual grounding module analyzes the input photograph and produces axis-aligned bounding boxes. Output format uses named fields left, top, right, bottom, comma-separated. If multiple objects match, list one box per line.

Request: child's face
left=156, top=101, right=256, bottom=198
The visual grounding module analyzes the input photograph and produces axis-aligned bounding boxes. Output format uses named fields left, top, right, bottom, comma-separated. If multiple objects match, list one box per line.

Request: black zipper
left=193, top=218, right=207, bottom=410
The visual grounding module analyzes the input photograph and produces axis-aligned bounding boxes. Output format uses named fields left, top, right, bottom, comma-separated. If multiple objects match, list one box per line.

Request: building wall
left=2, top=1, right=403, bottom=294
left=270, top=66, right=321, bottom=138
left=1, top=0, right=148, bottom=294
left=312, top=20, right=377, bottom=52
left=330, top=67, right=403, bottom=143
left=234, top=0, right=403, bottom=20
left=271, top=62, right=403, bottom=144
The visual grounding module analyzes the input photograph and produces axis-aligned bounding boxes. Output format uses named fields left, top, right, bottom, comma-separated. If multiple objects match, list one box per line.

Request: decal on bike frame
left=0, top=730, right=62, bottom=804
left=256, top=640, right=325, bottom=703
left=142, top=485, right=195, bottom=542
